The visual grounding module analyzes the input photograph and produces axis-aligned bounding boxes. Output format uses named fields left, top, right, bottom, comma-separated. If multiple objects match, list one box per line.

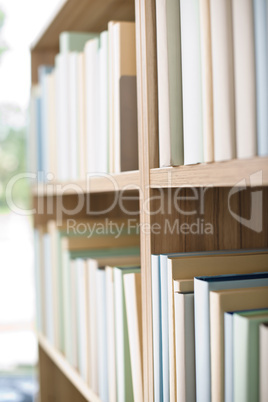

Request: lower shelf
left=38, top=333, right=101, bottom=402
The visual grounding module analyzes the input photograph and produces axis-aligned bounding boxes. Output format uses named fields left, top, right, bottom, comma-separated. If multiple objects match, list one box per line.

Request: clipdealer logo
left=228, top=170, right=263, bottom=233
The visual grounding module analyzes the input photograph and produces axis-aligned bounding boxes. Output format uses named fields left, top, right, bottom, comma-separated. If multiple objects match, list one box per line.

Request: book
left=77, top=53, right=87, bottom=179
left=96, top=268, right=109, bottom=402
left=195, top=272, right=268, bottom=402
left=209, top=287, right=268, bottom=402
left=106, top=266, right=117, bottom=402
left=253, top=0, right=268, bottom=157
left=180, top=0, right=203, bottom=165
left=70, top=260, right=78, bottom=368
left=156, top=0, right=183, bottom=167
left=174, top=291, right=195, bottom=402
left=46, top=72, right=57, bottom=177
left=109, top=22, right=138, bottom=173
left=114, top=267, right=139, bottom=402
left=85, top=36, right=100, bottom=174
left=59, top=31, right=98, bottom=53
left=234, top=311, right=268, bottom=402
left=199, top=0, right=214, bottom=162
left=75, top=259, right=89, bottom=382
left=43, top=232, right=54, bottom=345
left=98, top=31, right=109, bottom=173
left=232, top=0, right=257, bottom=158
left=124, top=272, right=143, bottom=402
left=260, top=322, right=268, bottom=402
left=68, top=52, right=79, bottom=180
left=210, top=0, right=236, bottom=161
left=87, top=258, right=98, bottom=392
left=151, top=255, right=163, bottom=402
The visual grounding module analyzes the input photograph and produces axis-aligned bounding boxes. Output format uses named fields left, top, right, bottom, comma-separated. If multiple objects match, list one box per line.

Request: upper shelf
left=150, top=157, right=268, bottom=188
left=31, top=0, right=135, bottom=52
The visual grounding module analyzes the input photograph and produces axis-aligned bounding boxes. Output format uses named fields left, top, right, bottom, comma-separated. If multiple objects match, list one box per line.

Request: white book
left=61, top=245, right=72, bottom=362
left=68, top=52, right=79, bottom=180
left=85, top=37, right=100, bottom=174
left=70, top=260, right=78, bottom=368
left=97, top=31, right=109, bottom=173
left=210, top=0, right=236, bottom=161
left=55, top=54, right=70, bottom=181
left=87, top=259, right=98, bottom=392
left=46, top=73, right=57, bottom=178
left=43, top=233, right=54, bottom=345
left=160, top=255, right=170, bottom=402
left=124, top=273, right=143, bottom=402
left=106, top=267, right=117, bottom=402
left=232, top=0, right=257, bottom=158
left=77, top=53, right=87, bottom=180
left=156, top=0, right=184, bottom=167
left=174, top=292, right=196, bottom=402
left=151, top=255, right=162, bottom=402
left=180, top=0, right=203, bottom=165
left=76, top=259, right=89, bottom=382
left=96, top=268, right=109, bottom=402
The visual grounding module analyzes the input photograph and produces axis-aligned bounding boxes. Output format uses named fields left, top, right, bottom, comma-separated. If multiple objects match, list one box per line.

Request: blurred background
left=0, top=1, right=61, bottom=400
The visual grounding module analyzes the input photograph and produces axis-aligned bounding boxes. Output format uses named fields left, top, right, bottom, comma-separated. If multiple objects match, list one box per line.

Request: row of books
left=34, top=218, right=142, bottom=402
left=157, top=0, right=268, bottom=167
left=29, top=23, right=138, bottom=182
left=151, top=250, right=268, bottom=402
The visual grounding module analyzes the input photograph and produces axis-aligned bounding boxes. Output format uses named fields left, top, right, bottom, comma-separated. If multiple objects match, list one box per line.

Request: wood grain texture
left=150, top=157, right=268, bottom=188
left=38, top=334, right=101, bottom=402
left=135, top=0, right=158, bottom=399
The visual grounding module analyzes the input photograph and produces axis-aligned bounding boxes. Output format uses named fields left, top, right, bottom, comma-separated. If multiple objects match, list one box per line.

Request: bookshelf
left=31, top=0, right=268, bottom=401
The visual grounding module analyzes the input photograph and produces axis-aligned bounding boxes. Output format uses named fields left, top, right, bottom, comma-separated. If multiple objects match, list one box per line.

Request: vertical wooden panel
left=135, top=0, right=158, bottom=399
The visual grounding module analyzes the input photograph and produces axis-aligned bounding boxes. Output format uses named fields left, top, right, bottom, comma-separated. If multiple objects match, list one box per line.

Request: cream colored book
left=124, top=273, right=143, bottom=402
left=77, top=52, right=87, bottom=179
left=232, top=0, right=257, bottom=158
left=70, top=260, right=78, bottom=369
left=210, top=0, right=236, bottom=161
left=260, top=322, right=268, bottom=402
left=210, top=287, right=268, bottom=402
left=156, top=0, right=183, bottom=167
left=199, top=0, right=214, bottom=162
left=167, top=252, right=268, bottom=402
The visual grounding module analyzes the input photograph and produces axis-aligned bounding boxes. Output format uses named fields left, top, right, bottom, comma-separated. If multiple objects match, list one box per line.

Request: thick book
left=180, top=0, right=203, bottom=165
left=109, top=22, right=138, bottom=173
left=260, top=322, right=268, bottom=402
left=253, top=0, right=268, bottom=157
left=124, top=272, right=143, bottom=402
left=210, top=0, right=236, bottom=161
left=232, top=0, right=257, bottom=158
left=195, top=272, right=268, bottom=402
left=174, top=291, right=195, bottom=402
left=210, top=287, right=268, bottom=402
left=156, top=0, right=183, bottom=167
left=234, top=311, right=268, bottom=402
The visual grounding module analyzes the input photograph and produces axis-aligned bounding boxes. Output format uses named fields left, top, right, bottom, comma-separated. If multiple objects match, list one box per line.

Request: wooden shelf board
left=150, top=157, right=268, bottom=188
left=31, top=0, right=135, bottom=51
left=38, top=333, right=101, bottom=402
left=33, top=170, right=140, bottom=196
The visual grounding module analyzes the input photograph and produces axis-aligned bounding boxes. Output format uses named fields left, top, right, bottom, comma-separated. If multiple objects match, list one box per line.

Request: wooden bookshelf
left=31, top=0, right=268, bottom=401
left=38, top=333, right=101, bottom=402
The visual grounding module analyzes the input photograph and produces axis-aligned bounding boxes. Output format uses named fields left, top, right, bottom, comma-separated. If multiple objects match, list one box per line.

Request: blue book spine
left=253, top=0, right=268, bottom=156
